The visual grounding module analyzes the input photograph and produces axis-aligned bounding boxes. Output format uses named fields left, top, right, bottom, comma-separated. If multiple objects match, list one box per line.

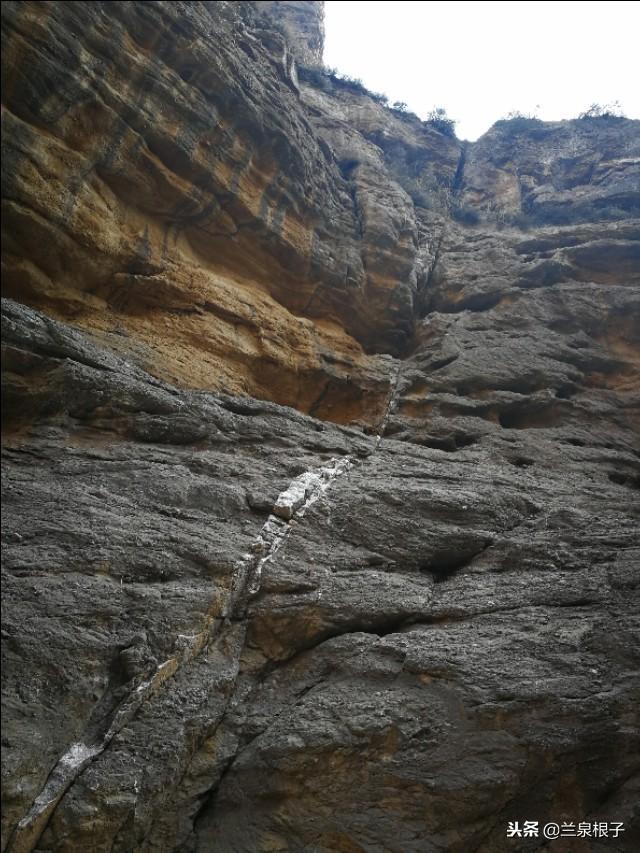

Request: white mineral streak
left=13, top=655, right=176, bottom=844
left=15, top=741, right=99, bottom=833
left=14, top=381, right=393, bottom=846
left=247, top=456, right=352, bottom=595
left=242, top=368, right=401, bottom=599
left=59, top=741, right=96, bottom=768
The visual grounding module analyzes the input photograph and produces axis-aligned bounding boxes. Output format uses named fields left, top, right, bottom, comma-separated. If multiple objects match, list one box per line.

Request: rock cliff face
left=1, top=2, right=639, bottom=852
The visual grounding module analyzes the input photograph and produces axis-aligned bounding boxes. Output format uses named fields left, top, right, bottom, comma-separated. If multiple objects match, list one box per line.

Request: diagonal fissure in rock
left=187, top=361, right=411, bottom=837
left=8, top=424, right=371, bottom=850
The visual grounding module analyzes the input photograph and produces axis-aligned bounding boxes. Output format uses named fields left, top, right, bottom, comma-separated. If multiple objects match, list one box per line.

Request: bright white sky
left=324, top=1, right=640, bottom=140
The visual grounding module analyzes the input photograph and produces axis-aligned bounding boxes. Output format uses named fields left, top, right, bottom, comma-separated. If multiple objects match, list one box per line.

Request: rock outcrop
left=2, top=2, right=639, bottom=852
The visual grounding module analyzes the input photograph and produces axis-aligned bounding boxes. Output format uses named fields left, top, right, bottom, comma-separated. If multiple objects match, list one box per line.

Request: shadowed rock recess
left=1, top=2, right=639, bottom=851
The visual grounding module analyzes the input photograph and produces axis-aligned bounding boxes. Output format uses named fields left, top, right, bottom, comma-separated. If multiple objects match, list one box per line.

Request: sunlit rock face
left=2, top=2, right=639, bottom=852
left=459, top=117, right=640, bottom=225
left=255, top=0, right=325, bottom=67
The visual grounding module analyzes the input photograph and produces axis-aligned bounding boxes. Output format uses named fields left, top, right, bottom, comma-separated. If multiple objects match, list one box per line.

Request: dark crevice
left=189, top=743, right=239, bottom=841
left=428, top=352, right=459, bottom=371
left=452, top=432, right=478, bottom=448
left=249, top=615, right=426, bottom=683
left=510, top=456, right=535, bottom=468
left=308, top=380, right=331, bottom=417
left=338, top=158, right=359, bottom=180
left=451, top=142, right=468, bottom=195
left=608, top=470, right=640, bottom=489
left=498, top=402, right=563, bottom=430
left=341, top=163, right=364, bottom=240
left=216, top=397, right=276, bottom=417
left=2, top=340, right=114, bottom=377
left=416, top=233, right=444, bottom=319
left=166, top=306, right=203, bottom=316
left=516, top=259, right=571, bottom=289
left=249, top=596, right=603, bottom=693
left=554, top=384, right=577, bottom=400
left=414, top=432, right=479, bottom=452
left=439, top=290, right=503, bottom=314
left=419, top=538, right=494, bottom=581
left=381, top=420, right=405, bottom=437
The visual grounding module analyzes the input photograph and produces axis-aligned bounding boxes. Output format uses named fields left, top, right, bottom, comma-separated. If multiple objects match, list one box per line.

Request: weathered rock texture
left=1, top=2, right=639, bottom=852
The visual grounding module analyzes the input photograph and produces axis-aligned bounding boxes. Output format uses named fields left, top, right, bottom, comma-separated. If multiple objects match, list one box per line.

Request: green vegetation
left=578, top=101, right=626, bottom=120
left=298, top=65, right=374, bottom=97
left=298, top=68, right=446, bottom=131
left=424, top=107, right=456, bottom=138
left=494, top=110, right=543, bottom=133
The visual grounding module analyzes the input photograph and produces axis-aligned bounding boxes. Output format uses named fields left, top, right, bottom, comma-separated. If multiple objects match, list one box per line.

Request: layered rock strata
left=2, top=2, right=639, bottom=852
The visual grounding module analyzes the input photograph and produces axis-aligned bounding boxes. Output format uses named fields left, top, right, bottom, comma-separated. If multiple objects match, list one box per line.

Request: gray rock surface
left=1, top=2, right=639, bottom=852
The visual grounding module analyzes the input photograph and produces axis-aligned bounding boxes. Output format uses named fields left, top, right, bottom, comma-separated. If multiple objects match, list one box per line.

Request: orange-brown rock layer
left=2, top=0, right=455, bottom=427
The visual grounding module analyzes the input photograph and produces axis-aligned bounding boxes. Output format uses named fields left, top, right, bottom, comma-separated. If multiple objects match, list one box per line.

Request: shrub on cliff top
left=494, top=111, right=543, bottom=133
left=371, top=91, right=389, bottom=106
left=424, top=107, right=456, bottom=138
left=389, top=101, right=420, bottom=122
left=299, top=65, right=390, bottom=103
left=578, top=101, right=626, bottom=120
left=297, top=65, right=323, bottom=86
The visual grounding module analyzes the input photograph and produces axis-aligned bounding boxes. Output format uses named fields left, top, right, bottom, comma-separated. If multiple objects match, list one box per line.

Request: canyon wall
left=2, top=2, right=639, bottom=851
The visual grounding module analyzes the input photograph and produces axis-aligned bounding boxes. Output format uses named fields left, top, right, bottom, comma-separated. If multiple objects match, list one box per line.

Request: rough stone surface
left=255, top=1, right=325, bottom=68
left=1, top=2, right=639, bottom=852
